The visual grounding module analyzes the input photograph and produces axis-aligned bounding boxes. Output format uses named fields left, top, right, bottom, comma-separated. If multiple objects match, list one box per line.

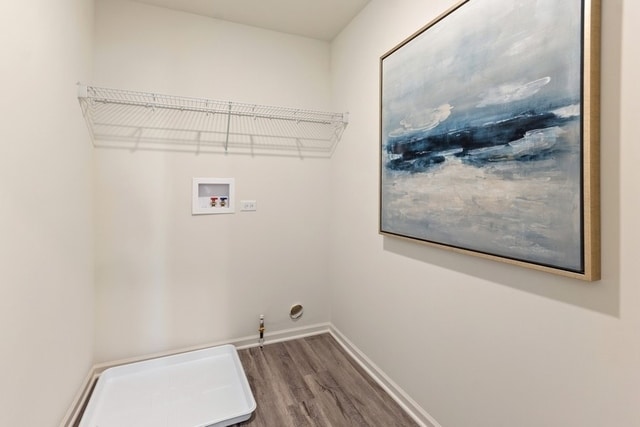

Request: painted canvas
left=380, top=0, right=600, bottom=279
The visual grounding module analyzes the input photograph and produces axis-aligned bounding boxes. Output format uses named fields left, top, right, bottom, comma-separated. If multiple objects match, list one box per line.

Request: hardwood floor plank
left=238, top=347, right=294, bottom=426
left=282, top=339, right=322, bottom=376
left=306, top=370, right=370, bottom=427
left=286, top=401, right=323, bottom=427
left=237, top=333, right=419, bottom=427
left=316, top=335, right=415, bottom=427
left=262, top=341, right=315, bottom=404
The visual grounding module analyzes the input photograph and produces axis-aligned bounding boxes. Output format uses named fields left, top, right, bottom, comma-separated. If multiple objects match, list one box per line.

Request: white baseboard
left=329, top=325, right=442, bottom=427
left=234, top=321, right=332, bottom=349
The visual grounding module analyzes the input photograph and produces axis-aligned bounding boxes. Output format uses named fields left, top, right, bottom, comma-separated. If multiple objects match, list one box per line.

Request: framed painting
left=379, top=0, right=600, bottom=280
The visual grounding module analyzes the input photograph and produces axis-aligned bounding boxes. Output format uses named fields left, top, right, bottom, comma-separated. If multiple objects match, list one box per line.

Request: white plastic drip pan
left=79, top=344, right=256, bottom=427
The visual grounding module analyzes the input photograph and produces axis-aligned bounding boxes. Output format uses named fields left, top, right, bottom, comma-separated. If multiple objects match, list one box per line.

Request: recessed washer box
left=192, top=178, right=235, bottom=215
left=79, top=344, right=256, bottom=427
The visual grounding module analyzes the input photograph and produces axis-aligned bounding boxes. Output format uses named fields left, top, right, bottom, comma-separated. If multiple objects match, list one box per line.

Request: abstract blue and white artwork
left=380, top=0, right=599, bottom=276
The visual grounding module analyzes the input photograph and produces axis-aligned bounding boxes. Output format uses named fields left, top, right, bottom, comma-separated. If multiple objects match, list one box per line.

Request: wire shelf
left=78, top=85, right=348, bottom=157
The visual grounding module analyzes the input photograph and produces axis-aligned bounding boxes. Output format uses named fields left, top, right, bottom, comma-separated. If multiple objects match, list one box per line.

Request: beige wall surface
left=0, top=0, right=95, bottom=426
left=330, top=0, right=640, bottom=426
left=92, top=0, right=333, bottom=362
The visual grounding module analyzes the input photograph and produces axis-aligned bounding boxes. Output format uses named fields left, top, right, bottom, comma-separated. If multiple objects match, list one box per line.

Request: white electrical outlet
left=240, top=200, right=257, bottom=211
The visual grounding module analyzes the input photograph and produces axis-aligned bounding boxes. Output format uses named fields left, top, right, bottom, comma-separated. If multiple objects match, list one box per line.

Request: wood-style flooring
left=237, top=333, right=419, bottom=427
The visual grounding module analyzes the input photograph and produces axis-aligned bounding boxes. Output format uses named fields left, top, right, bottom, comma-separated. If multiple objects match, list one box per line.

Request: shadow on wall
left=382, top=0, right=623, bottom=318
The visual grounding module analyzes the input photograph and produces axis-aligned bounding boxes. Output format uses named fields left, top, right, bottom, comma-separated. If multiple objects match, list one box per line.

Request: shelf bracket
left=224, top=101, right=232, bottom=152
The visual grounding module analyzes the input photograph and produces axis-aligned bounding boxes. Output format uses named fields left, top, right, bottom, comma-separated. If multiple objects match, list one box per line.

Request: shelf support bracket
left=224, top=102, right=232, bottom=152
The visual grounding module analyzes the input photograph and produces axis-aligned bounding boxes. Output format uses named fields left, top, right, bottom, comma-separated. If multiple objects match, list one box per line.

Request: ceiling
left=129, top=0, right=371, bottom=41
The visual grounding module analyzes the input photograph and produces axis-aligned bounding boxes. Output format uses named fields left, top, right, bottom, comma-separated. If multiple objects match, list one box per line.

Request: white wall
left=330, top=0, right=640, bottom=426
left=0, top=0, right=94, bottom=426
left=92, top=0, right=333, bottom=362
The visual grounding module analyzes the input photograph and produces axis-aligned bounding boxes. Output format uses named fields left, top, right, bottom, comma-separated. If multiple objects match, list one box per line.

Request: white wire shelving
left=77, top=84, right=348, bottom=157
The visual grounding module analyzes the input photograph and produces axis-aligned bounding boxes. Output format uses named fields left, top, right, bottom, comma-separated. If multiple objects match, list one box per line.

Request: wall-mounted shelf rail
left=77, top=84, right=348, bottom=157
